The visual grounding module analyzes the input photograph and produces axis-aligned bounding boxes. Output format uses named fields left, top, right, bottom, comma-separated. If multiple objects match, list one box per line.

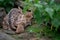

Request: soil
left=0, top=29, right=52, bottom=40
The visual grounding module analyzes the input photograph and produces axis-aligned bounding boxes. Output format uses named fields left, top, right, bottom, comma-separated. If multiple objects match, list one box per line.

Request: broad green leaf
left=34, top=0, right=39, bottom=3
left=55, top=5, right=60, bottom=11
left=50, top=0, right=54, bottom=5
left=51, top=18, right=60, bottom=31
left=34, top=4, right=43, bottom=8
left=25, top=0, right=30, bottom=3
left=45, top=7, right=54, bottom=18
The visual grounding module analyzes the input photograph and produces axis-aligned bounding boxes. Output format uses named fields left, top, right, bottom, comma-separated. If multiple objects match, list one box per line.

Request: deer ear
left=18, top=7, right=22, bottom=13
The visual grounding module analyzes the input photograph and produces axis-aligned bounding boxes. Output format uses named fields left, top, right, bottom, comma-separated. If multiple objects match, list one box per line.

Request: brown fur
left=13, top=11, right=33, bottom=33
left=3, top=8, right=33, bottom=34
left=3, top=8, right=22, bottom=31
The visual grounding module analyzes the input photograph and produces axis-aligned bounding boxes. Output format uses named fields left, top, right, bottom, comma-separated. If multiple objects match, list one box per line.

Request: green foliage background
left=24, top=0, right=60, bottom=40
left=22, top=0, right=60, bottom=39
left=0, top=0, right=15, bottom=12
left=22, top=0, right=60, bottom=32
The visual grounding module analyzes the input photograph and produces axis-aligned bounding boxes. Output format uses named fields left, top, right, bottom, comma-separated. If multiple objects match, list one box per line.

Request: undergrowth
left=23, top=0, right=60, bottom=40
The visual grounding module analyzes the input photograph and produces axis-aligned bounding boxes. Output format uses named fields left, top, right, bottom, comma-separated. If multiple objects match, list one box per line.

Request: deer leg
left=15, top=24, right=24, bottom=34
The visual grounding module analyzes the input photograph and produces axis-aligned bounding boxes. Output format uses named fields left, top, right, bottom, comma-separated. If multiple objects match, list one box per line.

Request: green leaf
left=27, top=26, right=40, bottom=33
left=34, top=0, right=39, bottom=3
left=9, top=1, right=14, bottom=6
left=50, top=0, right=54, bottom=5
left=45, top=7, right=54, bottom=18
left=55, top=5, right=60, bottom=11
left=52, top=19, right=60, bottom=27
left=34, top=4, right=43, bottom=8
left=0, top=0, right=4, bottom=2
